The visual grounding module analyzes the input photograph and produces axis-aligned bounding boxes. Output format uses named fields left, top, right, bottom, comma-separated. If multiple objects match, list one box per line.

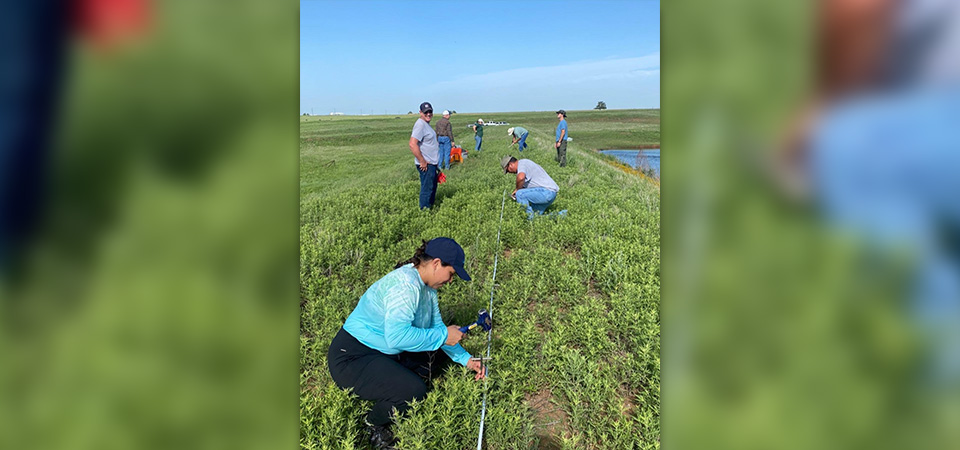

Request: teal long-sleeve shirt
left=342, top=264, right=472, bottom=366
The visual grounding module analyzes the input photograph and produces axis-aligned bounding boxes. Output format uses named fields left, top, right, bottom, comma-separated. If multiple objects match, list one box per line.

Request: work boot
left=365, top=423, right=397, bottom=449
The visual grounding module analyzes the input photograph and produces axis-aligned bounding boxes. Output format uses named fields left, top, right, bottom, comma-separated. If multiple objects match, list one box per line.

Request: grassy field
left=300, top=109, right=660, bottom=449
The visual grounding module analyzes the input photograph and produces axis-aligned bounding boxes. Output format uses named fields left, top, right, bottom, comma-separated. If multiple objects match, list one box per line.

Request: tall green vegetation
left=300, top=110, right=660, bottom=449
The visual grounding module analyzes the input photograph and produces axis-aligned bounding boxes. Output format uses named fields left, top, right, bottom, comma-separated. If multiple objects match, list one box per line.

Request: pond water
left=599, top=149, right=660, bottom=176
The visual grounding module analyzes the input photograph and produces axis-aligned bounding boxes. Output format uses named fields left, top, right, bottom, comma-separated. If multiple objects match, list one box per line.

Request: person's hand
left=555, top=141, right=560, bottom=148
left=445, top=325, right=464, bottom=346
left=466, top=359, right=487, bottom=380
left=511, top=190, right=517, bottom=200
left=419, top=160, right=428, bottom=171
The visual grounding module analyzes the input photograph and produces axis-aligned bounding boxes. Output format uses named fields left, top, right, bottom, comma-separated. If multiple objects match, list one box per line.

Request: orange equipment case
left=451, top=145, right=463, bottom=163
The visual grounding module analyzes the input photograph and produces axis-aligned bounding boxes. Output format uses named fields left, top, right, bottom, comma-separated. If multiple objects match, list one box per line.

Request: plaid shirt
left=434, top=117, right=454, bottom=140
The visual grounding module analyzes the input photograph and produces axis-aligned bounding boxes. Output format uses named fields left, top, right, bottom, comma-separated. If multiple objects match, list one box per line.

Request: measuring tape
left=476, top=189, right=506, bottom=450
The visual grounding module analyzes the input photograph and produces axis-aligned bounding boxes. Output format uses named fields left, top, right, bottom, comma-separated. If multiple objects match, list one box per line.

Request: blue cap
left=424, top=237, right=470, bottom=281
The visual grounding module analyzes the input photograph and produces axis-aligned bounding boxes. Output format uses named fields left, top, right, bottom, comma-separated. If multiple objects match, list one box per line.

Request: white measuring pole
left=476, top=189, right=506, bottom=450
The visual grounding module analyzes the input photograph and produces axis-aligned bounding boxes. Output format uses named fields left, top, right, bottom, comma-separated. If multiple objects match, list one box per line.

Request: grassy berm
left=300, top=109, right=660, bottom=449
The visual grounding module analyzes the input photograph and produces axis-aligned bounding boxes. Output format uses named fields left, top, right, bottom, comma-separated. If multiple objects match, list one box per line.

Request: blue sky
left=300, top=0, right=659, bottom=115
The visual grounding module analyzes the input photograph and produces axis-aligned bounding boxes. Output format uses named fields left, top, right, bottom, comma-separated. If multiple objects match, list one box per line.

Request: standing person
left=555, top=110, right=568, bottom=167
left=500, top=156, right=566, bottom=219
left=470, top=118, right=484, bottom=152
left=409, top=102, right=440, bottom=210
left=507, top=126, right=529, bottom=152
left=327, top=238, right=486, bottom=449
left=434, top=110, right=455, bottom=170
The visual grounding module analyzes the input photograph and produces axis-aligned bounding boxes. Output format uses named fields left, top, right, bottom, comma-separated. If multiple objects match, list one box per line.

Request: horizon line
left=300, top=107, right=661, bottom=116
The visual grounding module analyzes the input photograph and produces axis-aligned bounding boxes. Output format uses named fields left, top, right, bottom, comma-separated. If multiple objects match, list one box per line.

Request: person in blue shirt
left=555, top=110, right=568, bottom=167
left=327, top=237, right=485, bottom=448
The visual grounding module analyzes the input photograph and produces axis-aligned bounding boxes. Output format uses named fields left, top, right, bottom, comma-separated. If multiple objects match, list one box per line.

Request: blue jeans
left=417, top=164, right=438, bottom=209
left=474, top=135, right=482, bottom=151
left=518, top=132, right=528, bottom=152
left=437, top=136, right=451, bottom=169
left=515, top=187, right=556, bottom=218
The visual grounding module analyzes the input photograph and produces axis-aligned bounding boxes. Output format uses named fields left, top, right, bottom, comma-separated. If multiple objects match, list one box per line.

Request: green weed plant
left=300, top=110, right=660, bottom=449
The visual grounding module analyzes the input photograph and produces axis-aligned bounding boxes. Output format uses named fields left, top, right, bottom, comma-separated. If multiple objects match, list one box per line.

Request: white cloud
left=427, top=53, right=660, bottom=92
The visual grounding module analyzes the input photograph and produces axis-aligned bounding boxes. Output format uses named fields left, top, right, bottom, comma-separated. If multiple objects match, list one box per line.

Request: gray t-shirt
left=411, top=118, right=440, bottom=165
left=517, top=159, right=559, bottom=192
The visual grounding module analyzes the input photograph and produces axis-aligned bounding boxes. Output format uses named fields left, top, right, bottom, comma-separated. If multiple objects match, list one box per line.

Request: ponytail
left=395, top=240, right=431, bottom=269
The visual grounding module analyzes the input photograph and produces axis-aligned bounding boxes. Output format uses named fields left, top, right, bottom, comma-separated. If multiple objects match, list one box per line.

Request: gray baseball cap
left=500, top=156, right=514, bottom=173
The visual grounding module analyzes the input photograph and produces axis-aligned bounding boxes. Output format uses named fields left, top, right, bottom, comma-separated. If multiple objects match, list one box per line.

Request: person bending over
left=500, top=156, right=566, bottom=219
left=507, top=126, right=529, bottom=152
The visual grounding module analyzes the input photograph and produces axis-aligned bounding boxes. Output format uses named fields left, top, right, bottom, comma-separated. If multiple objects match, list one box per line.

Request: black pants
left=327, top=328, right=452, bottom=425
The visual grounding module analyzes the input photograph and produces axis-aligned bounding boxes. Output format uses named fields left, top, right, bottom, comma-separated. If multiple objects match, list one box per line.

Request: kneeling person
left=501, top=156, right=562, bottom=218
left=327, top=238, right=486, bottom=448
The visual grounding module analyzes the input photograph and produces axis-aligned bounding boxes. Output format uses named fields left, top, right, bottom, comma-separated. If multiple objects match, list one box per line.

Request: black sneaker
left=365, top=423, right=397, bottom=449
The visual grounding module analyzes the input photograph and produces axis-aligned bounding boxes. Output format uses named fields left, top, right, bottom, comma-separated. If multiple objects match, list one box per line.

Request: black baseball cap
left=420, top=102, right=434, bottom=113
left=556, top=109, right=567, bottom=117
left=424, top=237, right=470, bottom=281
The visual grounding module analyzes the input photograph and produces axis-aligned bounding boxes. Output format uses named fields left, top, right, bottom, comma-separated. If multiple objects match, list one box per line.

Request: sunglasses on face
left=424, top=111, right=433, bottom=115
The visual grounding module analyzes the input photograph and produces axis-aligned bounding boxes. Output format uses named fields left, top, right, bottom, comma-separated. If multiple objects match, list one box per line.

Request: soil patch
left=525, top=388, right=571, bottom=450
left=618, top=383, right=640, bottom=416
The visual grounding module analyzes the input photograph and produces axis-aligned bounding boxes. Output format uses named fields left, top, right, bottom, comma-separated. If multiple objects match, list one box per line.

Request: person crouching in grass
left=501, top=156, right=567, bottom=219
left=327, top=238, right=486, bottom=449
